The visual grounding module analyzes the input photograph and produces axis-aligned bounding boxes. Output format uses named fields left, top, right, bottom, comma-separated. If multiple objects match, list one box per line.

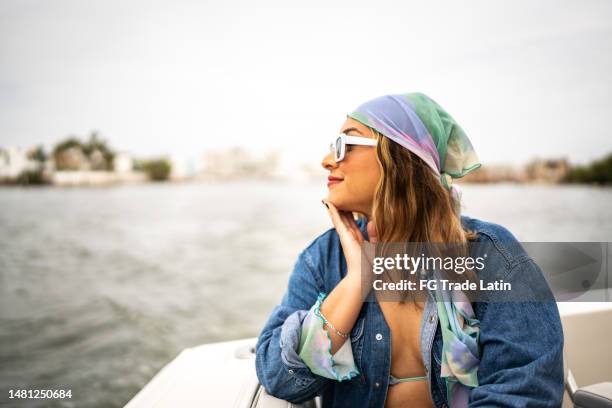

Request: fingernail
left=321, top=199, right=329, bottom=209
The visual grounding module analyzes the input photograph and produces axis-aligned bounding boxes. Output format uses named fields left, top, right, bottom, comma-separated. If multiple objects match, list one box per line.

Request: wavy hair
left=362, top=130, right=478, bottom=303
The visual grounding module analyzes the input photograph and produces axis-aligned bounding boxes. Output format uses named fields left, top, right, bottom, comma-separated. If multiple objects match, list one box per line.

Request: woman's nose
left=321, top=151, right=338, bottom=170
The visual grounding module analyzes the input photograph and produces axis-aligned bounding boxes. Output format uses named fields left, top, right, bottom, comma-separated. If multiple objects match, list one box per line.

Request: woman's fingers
left=322, top=200, right=349, bottom=234
left=322, top=200, right=363, bottom=243
left=323, top=200, right=367, bottom=276
left=342, top=212, right=365, bottom=242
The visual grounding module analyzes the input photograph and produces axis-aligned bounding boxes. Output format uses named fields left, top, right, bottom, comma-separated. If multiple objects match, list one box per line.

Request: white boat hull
left=126, top=303, right=612, bottom=408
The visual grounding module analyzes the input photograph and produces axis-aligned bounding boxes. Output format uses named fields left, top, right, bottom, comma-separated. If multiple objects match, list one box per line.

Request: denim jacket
left=255, top=215, right=564, bottom=408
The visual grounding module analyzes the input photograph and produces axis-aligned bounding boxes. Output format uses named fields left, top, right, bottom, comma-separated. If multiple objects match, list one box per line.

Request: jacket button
left=429, top=315, right=435, bottom=323
left=375, top=333, right=383, bottom=341
left=374, top=382, right=380, bottom=388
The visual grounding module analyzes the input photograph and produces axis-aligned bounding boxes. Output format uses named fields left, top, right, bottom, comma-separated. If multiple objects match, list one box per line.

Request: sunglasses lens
left=335, top=136, right=343, bottom=161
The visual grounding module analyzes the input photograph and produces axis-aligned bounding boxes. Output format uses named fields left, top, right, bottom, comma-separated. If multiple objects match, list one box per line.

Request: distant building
left=113, top=152, right=134, bottom=174
left=458, top=164, right=526, bottom=183
left=458, top=158, right=571, bottom=184
left=54, top=146, right=90, bottom=171
left=525, top=158, right=570, bottom=183
left=48, top=150, right=148, bottom=186
left=168, top=154, right=200, bottom=181
left=271, top=151, right=325, bottom=182
left=51, top=170, right=147, bottom=186
left=0, top=146, right=40, bottom=180
left=89, top=149, right=107, bottom=170
left=200, top=148, right=281, bottom=180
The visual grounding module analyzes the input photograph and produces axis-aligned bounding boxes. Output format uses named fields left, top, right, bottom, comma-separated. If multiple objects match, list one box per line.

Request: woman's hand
left=322, top=200, right=378, bottom=281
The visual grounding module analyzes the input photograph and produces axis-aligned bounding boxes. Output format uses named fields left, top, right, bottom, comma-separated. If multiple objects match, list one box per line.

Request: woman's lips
left=327, top=177, right=343, bottom=187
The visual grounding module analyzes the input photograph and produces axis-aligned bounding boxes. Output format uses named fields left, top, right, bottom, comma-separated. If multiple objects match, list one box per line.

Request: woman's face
left=321, top=117, right=381, bottom=216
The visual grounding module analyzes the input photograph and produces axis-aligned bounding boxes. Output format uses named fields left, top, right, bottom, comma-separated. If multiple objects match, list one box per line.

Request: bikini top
left=388, top=374, right=428, bottom=385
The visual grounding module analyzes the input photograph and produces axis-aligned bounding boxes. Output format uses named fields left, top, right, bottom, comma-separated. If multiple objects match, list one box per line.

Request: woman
left=255, top=93, right=564, bottom=408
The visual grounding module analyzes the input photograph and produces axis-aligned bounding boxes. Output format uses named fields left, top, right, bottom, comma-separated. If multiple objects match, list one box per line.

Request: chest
left=329, top=299, right=447, bottom=407
left=376, top=300, right=427, bottom=375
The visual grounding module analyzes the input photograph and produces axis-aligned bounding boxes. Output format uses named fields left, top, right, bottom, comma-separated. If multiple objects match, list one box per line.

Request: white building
left=168, top=154, right=197, bottom=181
left=0, top=147, right=39, bottom=180
left=199, top=148, right=281, bottom=180
left=269, top=149, right=325, bottom=182
left=113, top=152, right=134, bottom=174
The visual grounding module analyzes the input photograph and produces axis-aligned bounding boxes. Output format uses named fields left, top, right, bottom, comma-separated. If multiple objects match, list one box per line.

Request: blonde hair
left=364, top=130, right=478, bottom=303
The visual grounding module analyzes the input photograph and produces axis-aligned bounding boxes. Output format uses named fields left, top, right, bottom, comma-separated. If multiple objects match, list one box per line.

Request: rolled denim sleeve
left=469, top=259, right=564, bottom=407
left=255, top=250, right=331, bottom=403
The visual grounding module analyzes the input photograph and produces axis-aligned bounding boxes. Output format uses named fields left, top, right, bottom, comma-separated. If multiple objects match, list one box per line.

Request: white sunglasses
left=329, top=134, right=377, bottom=162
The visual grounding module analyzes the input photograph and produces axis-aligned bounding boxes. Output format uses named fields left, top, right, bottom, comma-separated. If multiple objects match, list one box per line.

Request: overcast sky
left=1, top=0, right=611, bottom=166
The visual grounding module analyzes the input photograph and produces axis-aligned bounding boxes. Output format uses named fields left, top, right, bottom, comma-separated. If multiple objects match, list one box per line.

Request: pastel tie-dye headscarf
left=348, top=92, right=481, bottom=213
left=349, top=93, right=482, bottom=406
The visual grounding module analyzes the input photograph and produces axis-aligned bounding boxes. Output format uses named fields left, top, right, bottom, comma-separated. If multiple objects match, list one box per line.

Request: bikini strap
left=388, top=374, right=428, bottom=385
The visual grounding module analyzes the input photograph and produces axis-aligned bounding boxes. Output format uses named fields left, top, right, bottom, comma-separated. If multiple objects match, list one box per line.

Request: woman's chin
left=325, top=196, right=357, bottom=213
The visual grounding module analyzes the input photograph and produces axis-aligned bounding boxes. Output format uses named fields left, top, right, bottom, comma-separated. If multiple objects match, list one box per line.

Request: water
left=0, top=182, right=610, bottom=407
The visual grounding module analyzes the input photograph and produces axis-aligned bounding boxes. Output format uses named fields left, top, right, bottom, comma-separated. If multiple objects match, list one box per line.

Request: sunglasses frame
left=330, top=134, right=378, bottom=162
